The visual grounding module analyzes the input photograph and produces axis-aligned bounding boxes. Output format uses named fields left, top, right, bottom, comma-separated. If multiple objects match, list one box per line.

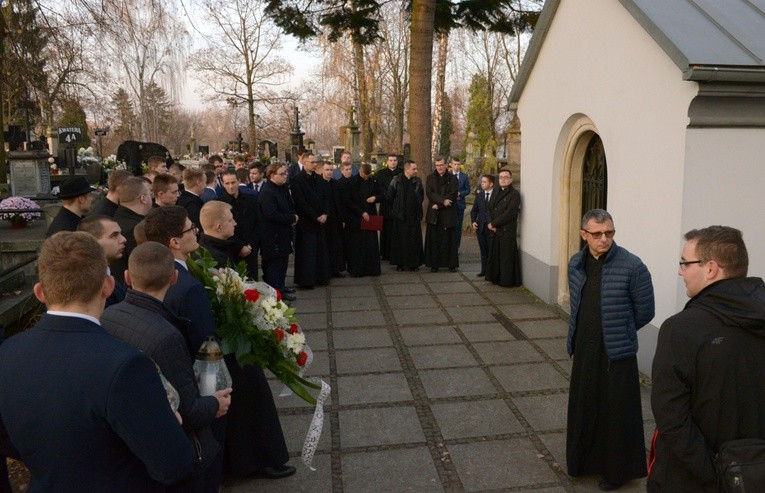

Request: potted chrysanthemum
left=0, top=196, right=42, bottom=229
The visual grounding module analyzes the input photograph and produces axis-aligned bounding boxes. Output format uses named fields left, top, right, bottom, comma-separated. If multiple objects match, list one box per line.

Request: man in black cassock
left=424, top=157, right=459, bottom=272
left=386, top=160, right=424, bottom=271
left=376, top=154, right=402, bottom=261
left=343, top=163, right=382, bottom=277
left=566, top=209, right=654, bottom=491
left=319, top=161, right=347, bottom=277
left=485, top=168, right=522, bottom=287
left=290, top=152, right=331, bottom=289
left=217, top=171, right=260, bottom=281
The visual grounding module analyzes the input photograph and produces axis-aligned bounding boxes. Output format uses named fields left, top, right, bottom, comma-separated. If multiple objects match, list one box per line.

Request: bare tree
left=189, top=0, right=293, bottom=152
left=77, top=0, right=189, bottom=141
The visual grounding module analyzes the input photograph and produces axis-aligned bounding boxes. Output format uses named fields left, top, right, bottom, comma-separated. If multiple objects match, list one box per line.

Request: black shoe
left=332, top=272, right=346, bottom=278
left=282, top=292, right=296, bottom=302
left=396, top=266, right=404, bottom=272
left=448, top=268, right=457, bottom=272
left=256, top=465, right=297, bottom=479
left=598, top=480, right=624, bottom=491
left=477, top=272, right=485, bottom=277
left=282, top=287, right=296, bottom=294
left=430, top=267, right=439, bottom=273
left=410, top=267, right=420, bottom=272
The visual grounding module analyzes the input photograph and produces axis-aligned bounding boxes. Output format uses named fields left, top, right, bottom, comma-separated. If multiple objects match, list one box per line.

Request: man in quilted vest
left=566, top=209, right=655, bottom=491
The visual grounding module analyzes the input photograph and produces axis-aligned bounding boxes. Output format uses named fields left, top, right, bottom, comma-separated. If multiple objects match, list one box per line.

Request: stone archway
left=556, top=116, right=607, bottom=304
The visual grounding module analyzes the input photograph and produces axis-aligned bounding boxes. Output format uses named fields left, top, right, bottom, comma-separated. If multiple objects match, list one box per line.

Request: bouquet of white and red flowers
left=188, top=249, right=320, bottom=403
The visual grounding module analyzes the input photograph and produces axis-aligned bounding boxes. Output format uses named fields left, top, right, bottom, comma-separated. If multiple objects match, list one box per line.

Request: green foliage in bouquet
left=188, top=248, right=320, bottom=404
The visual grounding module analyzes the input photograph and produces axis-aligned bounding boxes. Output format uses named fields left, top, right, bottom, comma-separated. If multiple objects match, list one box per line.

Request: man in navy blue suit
left=0, top=232, right=196, bottom=492
left=451, top=157, right=471, bottom=252
left=470, top=174, right=494, bottom=277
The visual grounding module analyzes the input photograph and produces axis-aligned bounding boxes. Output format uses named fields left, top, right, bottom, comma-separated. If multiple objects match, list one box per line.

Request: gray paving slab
left=391, top=307, right=449, bottom=326
left=516, top=318, right=570, bottom=339
left=431, top=399, right=524, bottom=439
left=399, top=325, right=463, bottom=346
left=290, top=297, right=327, bottom=314
left=443, top=305, right=499, bottom=324
left=334, top=347, right=403, bottom=374
left=535, top=338, right=570, bottom=361
left=331, top=295, right=382, bottom=312
left=339, top=406, right=425, bottom=448
left=332, top=310, right=386, bottom=328
left=341, top=447, right=442, bottom=493
left=296, top=312, right=328, bottom=330
left=492, top=363, right=570, bottom=393
left=337, top=373, right=413, bottom=405
left=385, top=294, right=439, bottom=309
left=459, top=322, right=517, bottom=342
left=222, top=453, right=333, bottom=492
left=332, top=328, right=393, bottom=349
left=304, top=331, right=327, bottom=351
left=434, top=292, right=490, bottom=306
left=427, top=280, right=478, bottom=293
left=408, top=344, right=478, bottom=369
left=280, top=412, right=332, bottom=454
left=382, top=282, right=430, bottom=296
left=224, top=238, right=656, bottom=493
left=498, top=303, right=561, bottom=320
left=302, top=349, right=330, bottom=377
left=513, top=393, right=570, bottom=431
left=419, top=367, right=496, bottom=398
left=330, top=285, right=377, bottom=298
left=448, top=438, right=560, bottom=491
left=472, top=340, right=546, bottom=365
left=292, top=286, right=329, bottom=299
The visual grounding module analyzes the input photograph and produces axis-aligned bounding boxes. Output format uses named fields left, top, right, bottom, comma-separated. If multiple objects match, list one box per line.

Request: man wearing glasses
left=566, top=208, right=655, bottom=491
left=648, top=226, right=765, bottom=492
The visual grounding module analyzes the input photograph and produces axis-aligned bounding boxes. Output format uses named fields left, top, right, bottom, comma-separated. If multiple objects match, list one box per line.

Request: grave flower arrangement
left=188, top=248, right=319, bottom=404
left=0, top=197, right=42, bottom=226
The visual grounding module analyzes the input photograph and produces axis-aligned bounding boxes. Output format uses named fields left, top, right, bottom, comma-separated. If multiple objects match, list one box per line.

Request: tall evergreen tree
left=112, top=88, right=136, bottom=142
left=57, top=99, right=91, bottom=148
left=263, top=0, right=540, bottom=174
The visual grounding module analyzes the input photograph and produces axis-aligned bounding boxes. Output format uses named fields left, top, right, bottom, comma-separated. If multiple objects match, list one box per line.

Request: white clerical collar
left=175, top=258, right=189, bottom=270
left=46, top=311, right=101, bottom=326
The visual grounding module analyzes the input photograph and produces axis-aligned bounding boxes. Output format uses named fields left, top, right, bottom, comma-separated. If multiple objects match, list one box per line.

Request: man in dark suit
left=0, top=232, right=196, bottom=492
left=112, top=177, right=154, bottom=285
left=470, top=174, right=494, bottom=277
left=219, top=170, right=260, bottom=281
left=247, top=163, right=265, bottom=197
left=376, top=154, right=402, bottom=261
left=485, top=168, right=522, bottom=287
left=200, top=169, right=218, bottom=203
left=424, top=157, right=459, bottom=272
left=177, top=167, right=206, bottom=229
left=287, top=148, right=306, bottom=183
left=258, top=163, right=298, bottom=301
left=102, top=242, right=231, bottom=493
left=451, top=157, right=471, bottom=252
left=46, top=176, right=96, bottom=237
left=290, top=151, right=331, bottom=288
left=91, top=169, right=131, bottom=217
left=208, top=155, right=227, bottom=197
left=77, top=214, right=128, bottom=307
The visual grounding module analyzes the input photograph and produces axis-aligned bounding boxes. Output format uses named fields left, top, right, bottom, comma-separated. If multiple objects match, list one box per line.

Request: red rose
left=274, top=328, right=285, bottom=342
left=296, top=351, right=308, bottom=367
left=275, top=289, right=282, bottom=301
left=289, top=323, right=299, bottom=334
left=244, top=289, right=260, bottom=303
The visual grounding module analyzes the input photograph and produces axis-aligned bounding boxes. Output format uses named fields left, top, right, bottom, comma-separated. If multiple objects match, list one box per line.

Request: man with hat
left=46, top=176, right=96, bottom=237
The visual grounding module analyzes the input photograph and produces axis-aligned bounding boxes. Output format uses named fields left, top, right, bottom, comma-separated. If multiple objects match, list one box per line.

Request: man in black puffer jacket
left=102, top=242, right=232, bottom=493
left=648, top=226, right=765, bottom=492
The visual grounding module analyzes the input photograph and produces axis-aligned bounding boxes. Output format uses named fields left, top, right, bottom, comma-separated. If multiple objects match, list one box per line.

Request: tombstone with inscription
left=9, top=150, right=52, bottom=197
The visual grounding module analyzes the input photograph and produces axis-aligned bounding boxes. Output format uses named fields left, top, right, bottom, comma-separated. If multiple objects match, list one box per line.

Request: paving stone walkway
left=224, top=237, right=653, bottom=493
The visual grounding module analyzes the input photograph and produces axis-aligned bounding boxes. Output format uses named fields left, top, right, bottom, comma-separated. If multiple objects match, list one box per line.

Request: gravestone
left=9, top=150, right=51, bottom=197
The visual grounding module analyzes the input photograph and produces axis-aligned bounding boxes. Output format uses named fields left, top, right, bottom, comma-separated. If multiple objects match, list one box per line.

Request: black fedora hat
left=58, top=176, right=96, bottom=199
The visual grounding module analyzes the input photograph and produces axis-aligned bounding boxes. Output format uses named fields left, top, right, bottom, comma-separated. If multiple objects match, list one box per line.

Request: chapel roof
left=510, top=0, right=765, bottom=105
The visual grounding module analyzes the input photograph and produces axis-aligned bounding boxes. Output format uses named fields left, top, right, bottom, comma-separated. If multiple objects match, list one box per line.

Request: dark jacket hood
left=687, top=277, right=765, bottom=335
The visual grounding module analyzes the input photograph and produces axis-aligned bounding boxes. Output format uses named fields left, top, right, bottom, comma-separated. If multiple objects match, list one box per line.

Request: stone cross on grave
left=293, top=107, right=302, bottom=133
